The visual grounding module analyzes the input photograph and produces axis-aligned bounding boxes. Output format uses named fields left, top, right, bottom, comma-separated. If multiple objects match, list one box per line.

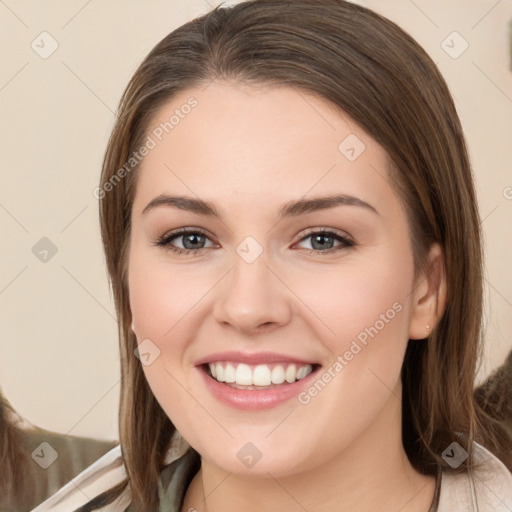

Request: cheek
left=128, top=244, right=213, bottom=346
left=128, top=250, right=207, bottom=431
left=290, top=250, right=414, bottom=417
left=291, top=250, right=414, bottom=354
left=299, top=253, right=413, bottom=410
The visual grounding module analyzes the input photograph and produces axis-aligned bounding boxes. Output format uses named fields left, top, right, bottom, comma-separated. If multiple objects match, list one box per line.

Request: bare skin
left=128, top=81, right=446, bottom=512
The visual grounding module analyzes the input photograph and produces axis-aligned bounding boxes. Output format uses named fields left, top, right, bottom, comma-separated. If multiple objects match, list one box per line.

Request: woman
left=36, top=0, right=512, bottom=510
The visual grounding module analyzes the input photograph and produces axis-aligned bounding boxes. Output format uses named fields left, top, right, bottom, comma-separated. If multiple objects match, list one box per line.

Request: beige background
left=1, top=0, right=511, bottom=441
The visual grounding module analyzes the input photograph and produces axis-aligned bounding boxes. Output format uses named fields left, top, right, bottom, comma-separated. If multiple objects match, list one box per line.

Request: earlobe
left=408, top=243, right=447, bottom=340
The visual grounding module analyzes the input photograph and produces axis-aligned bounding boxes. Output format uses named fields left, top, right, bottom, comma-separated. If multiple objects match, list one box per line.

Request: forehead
left=132, top=80, right=400, bottom=219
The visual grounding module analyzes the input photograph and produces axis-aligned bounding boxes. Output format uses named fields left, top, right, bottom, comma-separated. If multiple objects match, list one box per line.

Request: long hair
left=0, top=391, right=27, bottom=500
left=89, top=0, right=512, bottom=509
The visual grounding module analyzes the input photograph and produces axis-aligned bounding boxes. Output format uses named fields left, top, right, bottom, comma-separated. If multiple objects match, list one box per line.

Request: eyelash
left=153, top=227, right=355, bottom=256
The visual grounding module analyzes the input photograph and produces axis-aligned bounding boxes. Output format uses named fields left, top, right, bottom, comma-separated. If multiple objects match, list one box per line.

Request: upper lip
left=194, top=351, right=317, bottom=366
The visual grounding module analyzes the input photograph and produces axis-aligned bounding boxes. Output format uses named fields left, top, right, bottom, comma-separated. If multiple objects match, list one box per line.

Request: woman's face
left=128, top=81, right=429, bottom=476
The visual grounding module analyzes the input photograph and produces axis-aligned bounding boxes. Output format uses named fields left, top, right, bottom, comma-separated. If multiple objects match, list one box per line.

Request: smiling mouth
left=203, top=362, right=319, bottom=389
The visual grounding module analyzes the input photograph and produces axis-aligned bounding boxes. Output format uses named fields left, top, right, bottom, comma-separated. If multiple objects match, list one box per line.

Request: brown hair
left=87, top=0, right=512, bottom=509
left=0, top=391, right=27, bottom=500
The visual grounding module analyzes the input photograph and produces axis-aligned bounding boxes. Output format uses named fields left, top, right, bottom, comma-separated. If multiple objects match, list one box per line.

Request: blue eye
left=154, top=229, right=214, bottom=256
left=154, top=228, right=354, bottom=256
left=296, top=230, right=354, bottom=253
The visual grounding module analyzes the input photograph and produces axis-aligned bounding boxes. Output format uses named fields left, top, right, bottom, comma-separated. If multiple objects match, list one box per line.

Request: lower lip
left=198, top=366, right=319, bottom=411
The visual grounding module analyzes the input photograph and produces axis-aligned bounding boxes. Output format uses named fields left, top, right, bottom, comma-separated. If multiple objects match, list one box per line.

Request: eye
left=153, top=229, right=216, bottom=255
left=295, top=228, right=355, bottom=254
left=153, top=227, right=355, bottom=256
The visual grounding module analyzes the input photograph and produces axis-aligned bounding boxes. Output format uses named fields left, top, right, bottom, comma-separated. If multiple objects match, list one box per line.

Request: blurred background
left=1, top=0, right=511, bottom=441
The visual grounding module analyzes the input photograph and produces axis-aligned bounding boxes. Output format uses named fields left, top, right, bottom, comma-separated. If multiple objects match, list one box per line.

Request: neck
left=182, top=390, right=436, bottom=512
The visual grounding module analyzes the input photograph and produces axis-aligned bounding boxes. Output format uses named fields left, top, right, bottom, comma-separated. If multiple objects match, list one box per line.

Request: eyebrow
left=141, top=193, right=379, bottom=218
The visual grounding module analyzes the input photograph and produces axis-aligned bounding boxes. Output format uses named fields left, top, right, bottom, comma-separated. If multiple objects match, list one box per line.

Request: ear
left=408, top=243, right=447, bottom=340
left=130, top=311, right=136, bottom=334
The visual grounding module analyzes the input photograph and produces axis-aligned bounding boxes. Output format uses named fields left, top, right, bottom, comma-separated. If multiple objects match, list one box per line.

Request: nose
left=213, top=250, right=292, bottom=335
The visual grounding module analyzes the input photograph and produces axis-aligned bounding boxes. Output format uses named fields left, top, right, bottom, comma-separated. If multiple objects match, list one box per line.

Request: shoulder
left=438, top=441, right=512, bottom=511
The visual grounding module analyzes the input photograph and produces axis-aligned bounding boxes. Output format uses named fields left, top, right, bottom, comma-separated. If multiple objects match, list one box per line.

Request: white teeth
left=208, top=362, right=313, bottom=387
left=285, top=364, right=297, bottom=383
left=271, top=365, right=285, bottom=384
left=297, top=366, right=307, bottom=380
left=224, top=363, right=236, bottom=383
left=301, top=365, right=313, bottom=379
left=235, top=363, right=253, bottom=385
left=253, top=365, right=272, bottom=386
left=215, top=363, right=224, bottom=382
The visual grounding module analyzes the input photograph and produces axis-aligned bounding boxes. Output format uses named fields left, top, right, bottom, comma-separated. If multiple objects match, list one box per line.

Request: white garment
left=438, top=442, right=512, bottom=511
left=32, top=440, right=512, bottom=512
